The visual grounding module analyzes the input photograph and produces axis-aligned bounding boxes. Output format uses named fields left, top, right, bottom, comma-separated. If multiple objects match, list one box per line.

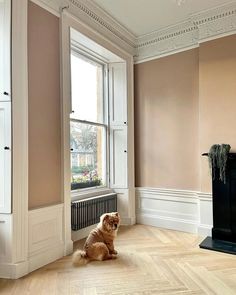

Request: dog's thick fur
left=72, top=212, right=120, bottom=265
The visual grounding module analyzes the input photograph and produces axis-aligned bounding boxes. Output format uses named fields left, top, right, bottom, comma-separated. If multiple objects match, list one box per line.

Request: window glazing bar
left=70, top=118, right=107, bottom=128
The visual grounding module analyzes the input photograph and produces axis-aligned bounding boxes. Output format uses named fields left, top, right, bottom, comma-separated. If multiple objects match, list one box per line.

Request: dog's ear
left=103, top=214, right=109, bottom=221
left=115, top=212, right=119, bottom=217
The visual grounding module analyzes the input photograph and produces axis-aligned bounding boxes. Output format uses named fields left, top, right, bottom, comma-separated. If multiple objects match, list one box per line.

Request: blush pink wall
left=134, top=49, right=199, bottom=190
left=199, top=35, right=236, bottom=192
left=135, top=35, right=236, bottom=193
left=28, top=1, right=61, bottom=209
left=27, top=1, right=236, bottom=201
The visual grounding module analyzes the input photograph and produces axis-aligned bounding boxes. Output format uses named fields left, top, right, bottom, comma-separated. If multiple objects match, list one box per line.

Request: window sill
left=71, top=187, right=113, bottom=202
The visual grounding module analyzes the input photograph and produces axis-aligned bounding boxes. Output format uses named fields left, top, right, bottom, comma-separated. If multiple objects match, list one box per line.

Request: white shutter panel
left=109, top=62, right=128, bottom=189
left=109, top=126, right=127, bottom=188
left=0, top=0, right=11, bottom=101
left=108, top=63, right=127, bottom=125
left=0, top=102, right=11, bottom=213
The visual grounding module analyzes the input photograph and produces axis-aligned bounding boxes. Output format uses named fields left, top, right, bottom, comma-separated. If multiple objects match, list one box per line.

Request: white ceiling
left=93, top=0, right=234, bottom=36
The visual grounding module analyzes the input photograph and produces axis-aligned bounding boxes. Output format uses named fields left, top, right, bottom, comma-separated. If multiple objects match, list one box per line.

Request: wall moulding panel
left=30, top=0, right=236, bottom=63
left=28, top=204, right=64, bottom=272
left=136, top=187, right=212, bottom=236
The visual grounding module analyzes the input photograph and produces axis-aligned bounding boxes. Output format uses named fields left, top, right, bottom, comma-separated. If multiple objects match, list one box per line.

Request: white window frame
left=61, top=13, right=135, bottom=246
left=70, top=49, right=110, bottom=197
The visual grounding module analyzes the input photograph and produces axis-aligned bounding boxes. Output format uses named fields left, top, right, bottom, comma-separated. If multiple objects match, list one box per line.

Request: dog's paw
left=111, top=250, right=118, bottom=255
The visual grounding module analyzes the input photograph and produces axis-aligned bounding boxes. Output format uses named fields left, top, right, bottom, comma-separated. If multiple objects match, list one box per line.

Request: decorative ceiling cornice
left=68, top=0, right=136, bottom=55
left=135, top=20, right=199, bottom=63
left=192, top=2, right=236, bottom=42
left=31, top=0, right=236, bottom=63
left=68, top=0, right=136, bottom=48
left=192, top=2, right=236, bottom=26
left=136, top=24, right=198, bottom=49
left=135, top=2, right=236, bottom=63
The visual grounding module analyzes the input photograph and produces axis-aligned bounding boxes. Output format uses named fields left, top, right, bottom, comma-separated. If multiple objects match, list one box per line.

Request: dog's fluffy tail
left=72, top=250, right=89, bottom=266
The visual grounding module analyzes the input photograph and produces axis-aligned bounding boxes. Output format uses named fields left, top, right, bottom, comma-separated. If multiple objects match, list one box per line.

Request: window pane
left=70, top=54, right=104, bottom=123
left=70, top=121, right=106, bottom=190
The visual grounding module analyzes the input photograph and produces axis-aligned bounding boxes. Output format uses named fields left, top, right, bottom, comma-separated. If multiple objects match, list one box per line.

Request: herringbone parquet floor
left=1, top=225, right=236, bottom=294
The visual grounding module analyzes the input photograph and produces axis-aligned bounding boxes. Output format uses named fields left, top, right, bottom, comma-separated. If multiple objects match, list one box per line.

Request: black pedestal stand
left=200, top=236, right=236, bottom=255
left=199, top=153, right=236, bottom=255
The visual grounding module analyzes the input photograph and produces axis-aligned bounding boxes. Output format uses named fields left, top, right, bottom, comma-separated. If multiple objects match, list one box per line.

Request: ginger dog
left=72, top=212, right=120, bottom=265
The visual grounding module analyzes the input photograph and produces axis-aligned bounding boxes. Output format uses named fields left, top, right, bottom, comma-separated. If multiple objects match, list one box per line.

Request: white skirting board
left=28, top=204, right=64, bottom=273
left=136, top=187, right=213, bottom=236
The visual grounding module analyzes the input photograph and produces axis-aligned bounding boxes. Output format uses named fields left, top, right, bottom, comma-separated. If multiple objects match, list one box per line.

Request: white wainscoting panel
left=28, top=204, right=64, bottom=272
left=0, top=214, right=12, bottom=263
left=136, top=187, right=212, bottom=236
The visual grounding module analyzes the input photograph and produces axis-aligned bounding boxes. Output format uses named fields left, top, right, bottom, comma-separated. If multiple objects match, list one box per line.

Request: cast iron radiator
left=71, top=193, right=117, bottom=231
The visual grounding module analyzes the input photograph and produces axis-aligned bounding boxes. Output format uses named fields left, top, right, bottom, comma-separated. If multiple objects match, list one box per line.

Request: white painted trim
left=120, top=216, right=136, bottom=226
left=198, top=224, right=212, bottom=237
left=29, top=245, right=64, bottom=273
left=0, top=0, right=29, bottom=279
left=134, top=44, right=199, bottom=64
left=0, top=0, right=11, bottom=100
left=136, top=187, right=212, bottom=236
left=198, top=30, right=236, bottom=44
left=197, top=191, right=212, bottom=201
left=197, top=192, right=213, bottom=236
left=60, top=12, right=74, bottom=257
left=61, top=12, right=135, bottom=250
left=29, top=0, right=135, bottom=55
left=30, top=0, right=236, bottom=63
left=68, top=0, right=136, bottom=52
left=135, top=2, right=236, bottom=63
left=71, top=187, right=113, bottom=202
left=11, top=0, right=29, bottom=266
left=136, top=187, right=197, bottom=198
left=137, top=214, right=198, bottom=234
left=126, top=56, right=135, bottom=224
left=0, top=261, right=28, bottom=279
left=0, top=102, right=11, bottom=213
left=29, top=0, right=60, bottom=17
left=28, top=204, right=65, bottom=272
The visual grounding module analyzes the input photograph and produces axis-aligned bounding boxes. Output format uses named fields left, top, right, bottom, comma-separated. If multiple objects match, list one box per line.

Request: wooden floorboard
left=1, top=225, right=236, bottom=294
